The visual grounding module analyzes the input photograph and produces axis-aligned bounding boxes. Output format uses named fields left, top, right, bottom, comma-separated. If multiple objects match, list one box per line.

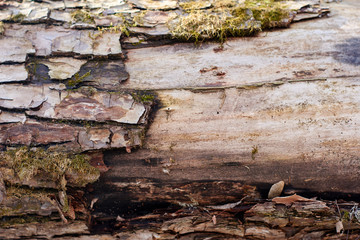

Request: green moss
left=71, top=10, right=95, bottom=24
left=169, top=0, right=290, bottom=43
left=6, top=185, right=54, bottom=200
left=1, top=147, right=99, bottom=190
left=67, top=70, right=91, bottom=88
left=180, top=1, right=211, bottom=11
left=251, top=145, right=258, bottom=160
left=342, top=210, right=350, bottom=221
left=169, top=10, right=258, bottom=43
left=213, top=0, right=238, bottom=9
left=132, top=11, right=147, bottom=26
left=9, top=13, right=26, bottom=23
left=0, top=186, right=56, bottom=217
left=140, top=94, right=155, bottom=103
left=114, top=13, right=136, bottom=37
left=244, top=0, right=289, bottom=28
left=131, top=91, right=155, bottom=104
left=0, top=215, right=51, bottom=227
left=91, top=23, right=124, bottom=41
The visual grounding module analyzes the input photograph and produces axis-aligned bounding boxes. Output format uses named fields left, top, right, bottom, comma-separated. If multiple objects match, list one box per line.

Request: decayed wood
left=89, top=179, right=260, bottom=215
left=1, top=193, right=360, bottom=239
left=89, top=195, right=360, bottom=240
left=104, top=78, right=360, bottom=196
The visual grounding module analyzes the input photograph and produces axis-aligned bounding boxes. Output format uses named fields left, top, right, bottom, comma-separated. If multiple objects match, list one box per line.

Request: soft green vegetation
left=0, top=215, right=51, bottom=227
left=169, top=10, right=256, bottom=43
left=0, top=186, right=56, bottom=218
left=115, top=13, right=135, bottom=37
left=251, top=145, right=258, bottom=160
left=132, top=11, right=147, bottom=26
left=131, top=91, right=155, bottom=104
left=1, top=147, right=99, bottom=190
left=180, top=1, right=211, bottom=11
left=170, top=0, right=290, bottom=43
left=71, top=10, right=95, bottom=24
left=92, top=24, right=122, bottom=39
left=245, top=0, right=290, bottom=28
left=67, top=70, right=91, bottom=88
left=9, top=13, right=26, bottom=23
left=91, top=14, right=132, bottom=40
left=6, top=185, right=54, bottom=199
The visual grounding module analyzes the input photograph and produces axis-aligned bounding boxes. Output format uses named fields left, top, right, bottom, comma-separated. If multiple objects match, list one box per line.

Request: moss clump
left=6, top=185, right=54, bottom=200
left=71, top=10, right=95, bottom=24
left=131, top=91, right=155, bottom=104
left=179, top=1, right=212, bottom=11
left=132, top=11, right=147, bottom=26
left=169, top=10, right=257, bottom=43
left=1, top=147, right=99, bottom=190
left=91, top=24, right=122, bottom=40
left=213, top=0, right=238, bottom=9
left=169, top=0, right=290, bottom=43
left=113, top=13, right=136, bottom=37
left=0, top=215, right=51, bottom=227
left=67, top=70, right=91, bottom=88
left=9, top=13, right=26, bottom=23
left=243, top=0, right=290, bottom=28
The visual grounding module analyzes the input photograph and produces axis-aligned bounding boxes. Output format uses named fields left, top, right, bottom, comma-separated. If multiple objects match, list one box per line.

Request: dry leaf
left=212, top=215, right=217, bottom=225
left=90, top=198, right=98, bottom=209
left=336, top=220, right=344, bottom=234
left=116, top=215, right=125, bottom=222
left=207, top=196, right=247, bottom=210
left=126, top=146, right=132, bottom=153
left=272, top=194, right=313, bottom=206
left=66, top=201, right=76, bottom=220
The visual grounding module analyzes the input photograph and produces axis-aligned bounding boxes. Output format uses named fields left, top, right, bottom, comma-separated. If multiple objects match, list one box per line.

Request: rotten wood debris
left=1, top=192, right=360, bottom=239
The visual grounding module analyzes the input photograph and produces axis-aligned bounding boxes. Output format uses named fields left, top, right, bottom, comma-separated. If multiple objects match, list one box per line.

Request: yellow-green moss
left=180, top=1, right=212, bottom=11
left=71, top=10, right=95, bottom=24
left=214, top=0, right=239, bottom=9
left=91, top=24, right=122, bottom=40
left=251, top=145, right=258, bottom=160
left=244, top=0, right=290, bottom=28
left=0, top=215, right=51, bottom=227
left=9, top=13, right=26, bottom=23
left=169, top=0, right=290, bottom=43
left=0, top=186, right=56, bottom=217
left=169, top=10, right=257, bottom=43
left=132, top=11, right=147, bottom=26
left=6, top=186, right=54, bottom=200
left=131, top=91, right=156, bottom=104
left=67, top=70, right=91, bottom=88
left=1, top=147, right=99, bottom=190
left=114, top=13, right=135, bottom=37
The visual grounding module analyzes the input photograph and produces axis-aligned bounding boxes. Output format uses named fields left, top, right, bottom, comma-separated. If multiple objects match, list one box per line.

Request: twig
left=52, top=198, right=68, bottom=224
left=335, top=200, right=342, bottom=220
left=206, top=196, right=248, bottom=210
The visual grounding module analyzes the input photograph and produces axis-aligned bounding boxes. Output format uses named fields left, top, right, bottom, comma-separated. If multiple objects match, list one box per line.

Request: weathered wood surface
left=123, top=1, right=360, bottom=90
left=103, top=0, right=360, bottom=197
left=104, top=78, right=360, bottom=196
left=0, top=0, right=360, bottom=239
